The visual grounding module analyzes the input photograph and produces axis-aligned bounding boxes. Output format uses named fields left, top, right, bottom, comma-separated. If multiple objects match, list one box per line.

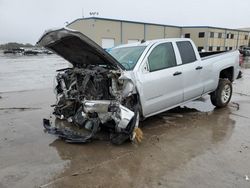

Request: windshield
left=108, top=46, right=146, bottom=70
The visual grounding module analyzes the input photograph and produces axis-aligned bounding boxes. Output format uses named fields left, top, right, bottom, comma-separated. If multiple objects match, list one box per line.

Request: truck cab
left=109, top=38, right=239, bottom=117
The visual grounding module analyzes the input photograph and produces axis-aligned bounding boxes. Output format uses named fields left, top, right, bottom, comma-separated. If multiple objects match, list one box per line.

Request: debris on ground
left=245, top=175, right=249, bottom=181
left=0, top=107, right=40, bottom=111
left=133, top=127, right=143, bottom=143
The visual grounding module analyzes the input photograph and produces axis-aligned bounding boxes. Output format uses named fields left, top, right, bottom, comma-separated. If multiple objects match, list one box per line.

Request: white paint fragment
left=245, top=175, right=249, bottom=181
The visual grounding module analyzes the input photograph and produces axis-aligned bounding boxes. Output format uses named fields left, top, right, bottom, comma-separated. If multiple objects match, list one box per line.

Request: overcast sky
left=0, top=0, right=250, bottom=44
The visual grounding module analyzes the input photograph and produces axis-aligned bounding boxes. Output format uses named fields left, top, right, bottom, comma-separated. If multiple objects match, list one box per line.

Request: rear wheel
left=210, top=79, right=232, bottom=108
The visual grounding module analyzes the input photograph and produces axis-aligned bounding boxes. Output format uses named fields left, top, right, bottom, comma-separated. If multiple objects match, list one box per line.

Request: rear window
left=176, top=41, right=197, bottom=64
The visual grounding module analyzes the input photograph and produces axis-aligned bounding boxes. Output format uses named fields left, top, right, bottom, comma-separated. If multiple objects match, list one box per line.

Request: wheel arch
left=219, top=66, right=234, bottom=82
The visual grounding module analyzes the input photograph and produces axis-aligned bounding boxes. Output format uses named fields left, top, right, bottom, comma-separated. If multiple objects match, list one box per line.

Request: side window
left=148, top=43, right=177, bottom=72
left=176, top=41, right=197, bottom=64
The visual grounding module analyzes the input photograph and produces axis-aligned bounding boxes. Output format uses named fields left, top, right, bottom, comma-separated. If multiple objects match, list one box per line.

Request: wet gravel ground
left=0, top=54, right=250, bottom=188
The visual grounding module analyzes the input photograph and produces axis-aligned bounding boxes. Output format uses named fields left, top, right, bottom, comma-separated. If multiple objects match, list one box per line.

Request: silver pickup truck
left=39, top=28, right=240, bottom=144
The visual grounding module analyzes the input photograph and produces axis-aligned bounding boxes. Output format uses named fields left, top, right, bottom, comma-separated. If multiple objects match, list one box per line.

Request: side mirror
left=142, top=59, right=149, bottom=73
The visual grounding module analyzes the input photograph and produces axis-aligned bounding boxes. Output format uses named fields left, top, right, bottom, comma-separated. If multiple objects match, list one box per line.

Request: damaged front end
left=44, top=66, right=139, bottom=144
left=38, top=28, right=140, bottom=144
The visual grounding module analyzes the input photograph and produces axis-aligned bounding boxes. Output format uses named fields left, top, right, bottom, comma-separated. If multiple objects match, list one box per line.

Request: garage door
left=101, top=38, right=115, bottom=49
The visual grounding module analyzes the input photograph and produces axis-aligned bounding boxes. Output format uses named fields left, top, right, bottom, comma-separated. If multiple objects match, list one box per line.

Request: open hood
left=37, top=27, right=124, bottom=70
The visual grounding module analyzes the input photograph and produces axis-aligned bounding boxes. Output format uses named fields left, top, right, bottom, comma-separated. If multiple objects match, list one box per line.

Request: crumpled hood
left=37, top=27, right=124, bottom=70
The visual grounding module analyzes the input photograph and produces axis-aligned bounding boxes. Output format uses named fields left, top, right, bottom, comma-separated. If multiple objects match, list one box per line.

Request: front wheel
left=210, top=79, right=232, bottom=108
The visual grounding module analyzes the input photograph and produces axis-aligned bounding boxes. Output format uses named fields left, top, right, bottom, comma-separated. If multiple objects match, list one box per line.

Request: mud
left=0, top=56, right=250, bottom=188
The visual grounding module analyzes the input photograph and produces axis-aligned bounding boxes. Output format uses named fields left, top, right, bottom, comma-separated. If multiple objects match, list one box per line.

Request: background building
left=182, top=26, right=249, bottom=52
left=67, top=17, right=250, bottom=51
left=237, top=27, right=250, bottom=46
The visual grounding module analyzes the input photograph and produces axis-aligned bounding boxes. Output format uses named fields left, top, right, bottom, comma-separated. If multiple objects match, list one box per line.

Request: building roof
left=182, top=26, right=250, bottom=33
left=68, top=17, right=250, bottom=33
left=237, top=27, right=250, bottom=32
left=68, top=17, right=181, bottom=28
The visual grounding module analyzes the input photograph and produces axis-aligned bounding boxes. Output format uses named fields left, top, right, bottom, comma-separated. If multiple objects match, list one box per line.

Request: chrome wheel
left=211, top=79, right=232, bottom=108
left=221, top=84, right=231, bottom=104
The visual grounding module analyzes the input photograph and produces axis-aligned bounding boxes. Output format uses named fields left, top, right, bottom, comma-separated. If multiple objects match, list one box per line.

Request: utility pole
left=82, top=8, right=84, bottom=18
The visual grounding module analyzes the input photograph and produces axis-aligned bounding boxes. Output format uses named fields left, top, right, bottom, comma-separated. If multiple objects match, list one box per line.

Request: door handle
left=173, top=71, right=182, bottom=76
left=195, top=66, right=203, bottom=70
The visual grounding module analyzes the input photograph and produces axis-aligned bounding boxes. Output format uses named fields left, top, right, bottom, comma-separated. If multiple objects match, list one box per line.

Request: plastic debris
left=245, top=175, right=249, bottom=181
left=134, top=127, right=143, bottom=143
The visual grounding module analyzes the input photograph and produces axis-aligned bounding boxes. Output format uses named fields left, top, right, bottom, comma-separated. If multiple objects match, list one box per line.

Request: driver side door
left=138, top=42, right=184, bottom=116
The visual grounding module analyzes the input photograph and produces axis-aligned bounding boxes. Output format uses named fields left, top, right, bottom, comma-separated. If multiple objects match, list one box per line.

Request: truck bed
left=199, top=50, right=239, bottom=61
left=199, top=51, right=227, bottom=58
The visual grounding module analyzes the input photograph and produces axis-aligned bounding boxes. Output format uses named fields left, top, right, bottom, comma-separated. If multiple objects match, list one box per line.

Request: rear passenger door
left=176, top=41, right=204, bottom=101
left=138, top=42, right=184, bottom=116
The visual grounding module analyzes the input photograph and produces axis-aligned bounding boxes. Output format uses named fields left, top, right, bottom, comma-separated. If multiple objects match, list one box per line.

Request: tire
left=210, top=79, right=232, bottom=108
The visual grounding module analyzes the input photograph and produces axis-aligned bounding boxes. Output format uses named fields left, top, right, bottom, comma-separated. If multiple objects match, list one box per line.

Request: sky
left=0, top=0, right=250, bottom=44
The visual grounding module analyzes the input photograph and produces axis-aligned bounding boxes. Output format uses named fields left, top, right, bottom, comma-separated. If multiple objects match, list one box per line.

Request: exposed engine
left=43, top=65, right=139, bottom=144
left=38, top=27, right=142, bottom=144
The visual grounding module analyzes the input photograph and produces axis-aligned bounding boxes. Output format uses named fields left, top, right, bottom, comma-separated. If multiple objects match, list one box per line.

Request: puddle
left=45, top=99, right=236, bottom=187
left=1, top=55, right=250, bottom=188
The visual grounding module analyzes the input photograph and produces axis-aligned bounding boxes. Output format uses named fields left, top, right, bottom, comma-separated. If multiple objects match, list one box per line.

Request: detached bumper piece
left=237, top=70, right=242, bottom=79
left=42, top=101, right=137, bottom=144
left=43, top=118, right=100, bottom=143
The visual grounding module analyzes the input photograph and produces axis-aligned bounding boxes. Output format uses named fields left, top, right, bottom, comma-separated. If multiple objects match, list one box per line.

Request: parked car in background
left=3, top=48, right=24, bottom=54
left=239, top=46, right=250, bottom=56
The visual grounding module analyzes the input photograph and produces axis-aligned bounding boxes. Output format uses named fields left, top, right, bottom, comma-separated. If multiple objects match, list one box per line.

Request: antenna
left=82, top=8, right=84, bottom=18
